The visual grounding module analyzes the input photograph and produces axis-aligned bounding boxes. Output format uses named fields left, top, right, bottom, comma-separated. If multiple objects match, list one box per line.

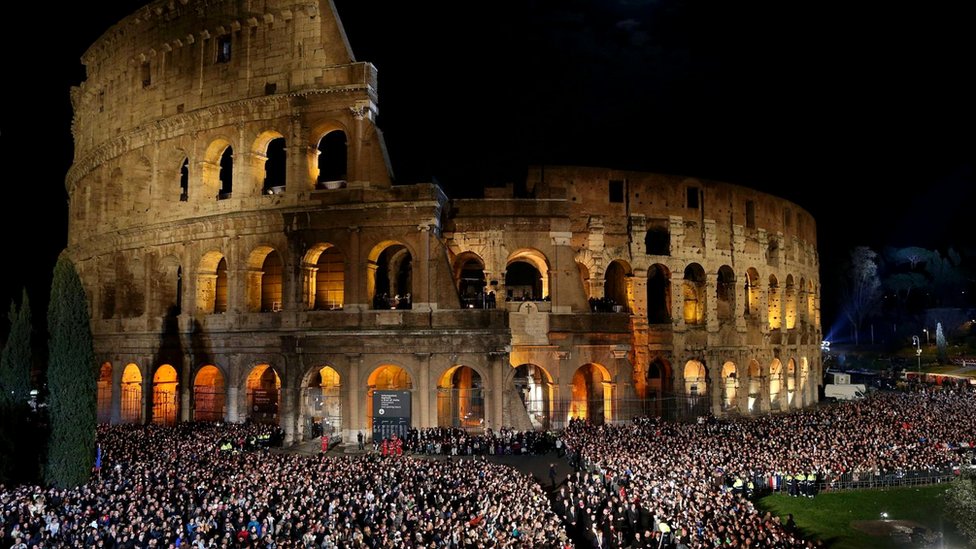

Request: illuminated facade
left=68, top=0, right=822, bottom=444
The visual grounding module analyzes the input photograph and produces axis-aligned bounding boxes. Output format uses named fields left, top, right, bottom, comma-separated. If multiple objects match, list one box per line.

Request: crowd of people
left=402, top=428, right=557, bottom=457
left=2, top=387, right=976, bottom=548
left=555, top=389, right=976, bottom=548
left=1, top=423, right=568, bottom=548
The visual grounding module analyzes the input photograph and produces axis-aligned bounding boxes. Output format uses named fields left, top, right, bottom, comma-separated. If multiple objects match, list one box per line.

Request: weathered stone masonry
left=68, top=0, right=822, bottom=445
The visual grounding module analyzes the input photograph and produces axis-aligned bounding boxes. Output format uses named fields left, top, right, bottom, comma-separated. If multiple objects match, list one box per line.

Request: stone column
left=180, top=361, right=192, bottom=423
left=706, top=272, right=719, bottom=332
left=708, top=358, right=722, bottom=415
left=111, top=360, right=123, bottom=424
left=287, top=114, right=308, bottom=193
left=280, top=358, right=297, bottom=446
left=347, top=227, right=364, bottom=311
left=490, top=351, right=507, bottom=431
left=416, top=353, right=431, bottom=428
left=631, top=270, right=648, bottom=320
left=415, top=225, right=432, bottom=310
left=142, top=362, right=153, bottom=425
left=225, top=354, right=241, bottom=424
left=347, top=354, right=362, bottom=433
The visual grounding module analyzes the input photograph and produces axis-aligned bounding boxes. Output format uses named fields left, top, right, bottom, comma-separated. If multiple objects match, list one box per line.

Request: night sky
left=1, top=0, right=973, bottom=337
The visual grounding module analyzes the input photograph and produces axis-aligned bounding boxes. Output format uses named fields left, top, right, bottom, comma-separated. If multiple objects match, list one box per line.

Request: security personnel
left=795, top=472, right=807, bottom=497
left=732, top=476, right=744, bottom=496
left=746, top=478, right=755, bottom=499
left=786, top=473, right=797, bottom=497
left=658, top=521, right=672, bottom=547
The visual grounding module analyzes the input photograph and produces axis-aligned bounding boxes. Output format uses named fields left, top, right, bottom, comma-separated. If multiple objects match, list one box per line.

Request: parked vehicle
left=824, top=383, right=867, bottom=401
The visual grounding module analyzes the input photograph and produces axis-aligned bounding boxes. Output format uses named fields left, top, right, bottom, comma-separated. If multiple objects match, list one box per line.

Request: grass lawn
left=758, top=484, right=968, bottom=548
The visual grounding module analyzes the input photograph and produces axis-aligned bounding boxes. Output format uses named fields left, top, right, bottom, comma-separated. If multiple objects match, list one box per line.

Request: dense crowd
left=556, top=389, right=976, bottom=548
left=3, top=387, right=976, bottom=548
left=403, top=428, right=556, bottom=457
left=1, top=423, right=568, bottom=549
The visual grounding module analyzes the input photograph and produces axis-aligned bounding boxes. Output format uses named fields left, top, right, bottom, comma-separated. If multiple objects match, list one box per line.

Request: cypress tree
left=45, top=257, right=97, bottom=488
left=0, top=288, right=33, bottom=406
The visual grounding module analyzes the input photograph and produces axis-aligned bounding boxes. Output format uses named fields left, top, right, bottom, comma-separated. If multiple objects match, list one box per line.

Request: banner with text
left=372, top=390, right=411, bottom=442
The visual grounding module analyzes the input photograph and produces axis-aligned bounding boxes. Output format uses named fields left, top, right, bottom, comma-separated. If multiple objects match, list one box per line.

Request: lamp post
left=923, top=328, right=929, bottom=345
left=912, top=335, right=922, bottom=378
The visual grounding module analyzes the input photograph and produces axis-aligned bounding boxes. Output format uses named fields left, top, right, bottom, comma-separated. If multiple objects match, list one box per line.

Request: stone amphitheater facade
left=66, top=0, right=822, bottom=445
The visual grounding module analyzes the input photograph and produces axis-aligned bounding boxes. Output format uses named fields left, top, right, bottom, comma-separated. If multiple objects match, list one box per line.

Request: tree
left=45, top=257, right=97, bottom=488
left=945, top=468, right=976, bottom=546
left=838, top=246, right=882, bottom=345
left=0, top=288, right=32, bottom=406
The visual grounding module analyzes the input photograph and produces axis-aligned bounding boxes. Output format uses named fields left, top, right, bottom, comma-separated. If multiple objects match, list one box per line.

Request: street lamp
left=912, top=335, right=922, bottom=377
left=923, top=328, right=929, bottom=345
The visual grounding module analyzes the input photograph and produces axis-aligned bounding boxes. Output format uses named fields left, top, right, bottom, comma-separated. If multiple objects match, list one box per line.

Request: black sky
left=1, top=0, right=973, bottom=336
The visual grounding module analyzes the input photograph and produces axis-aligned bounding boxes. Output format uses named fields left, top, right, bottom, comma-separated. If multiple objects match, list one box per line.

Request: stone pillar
left=415, top=225, right=432, bottom=310
left=631, top=270, right=648, bottom=320
left=346, top=227, right=363, bottom=311
left=280, top=361, right=297, bottom=446
left=490, top=352, right=506, bottom=431
left=348, top=103, right=372, bottom=183
left=671, top=272, right=686, bottom=330
left=301, top=264, right=317, bottom=310
left=347, top=354, right=361, bottom=434
left=706, top=272, right=719, bottom=332
left=247, top=152, right=267, bottom=196
left=611, top=347, right=633, bottom=422
left=111, top=360, right=123, bottom=424
left=226, top=354, right=241, bottom=424
left=180, top=362, right=191, bottom=423
left=142, top=363, right=153, bottom=425
left=708, top=359, right=722, bottom=415
left=417, top=353, right=431, bottom=428
left=288, top=114, right=308, bottom=192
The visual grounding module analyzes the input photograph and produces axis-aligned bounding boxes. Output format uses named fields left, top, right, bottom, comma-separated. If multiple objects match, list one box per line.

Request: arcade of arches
left=93, top=353, right=818, bottom=442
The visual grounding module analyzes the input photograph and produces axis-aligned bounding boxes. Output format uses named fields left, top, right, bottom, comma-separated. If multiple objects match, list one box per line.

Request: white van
left=824, top=383, right=867, bottom=401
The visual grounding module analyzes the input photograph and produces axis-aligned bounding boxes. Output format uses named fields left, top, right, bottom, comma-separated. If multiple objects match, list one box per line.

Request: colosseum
left=66, top=0, right=822, bottom=445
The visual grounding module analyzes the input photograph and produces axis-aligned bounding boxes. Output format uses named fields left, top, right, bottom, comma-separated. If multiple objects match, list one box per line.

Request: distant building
left=66, top=0, right=822, bottom=444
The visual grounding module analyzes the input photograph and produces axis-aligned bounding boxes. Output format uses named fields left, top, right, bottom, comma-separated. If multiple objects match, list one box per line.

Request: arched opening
left=570, top=363, right=612, bottom=425
left=747, top=360, right=762, bottom=413
left=179, top=157, right=189, bottom=201
left=768, top=275, right=781, bottom=329
left=152, top=364, right=179, bottom=426
left=721, top=361, right=738, bottom=411
left=603, top=260, right=631, bottom=313
left=455, top=254, right=487, bottom=309
left=193, top=365, right=225, bottom=422
left=784, top=275, right=797, bottom=329
left=121, top=363, right=143, bottom=424
left=263, top=137, right=286, bottom=193
left=505, top=261, right=543, bottom=301
left=305, top=366, right=342, bottom=439
left=683, top=360, right=707, bottom=414
left=769, top=359, right=783, bottom=410
left=370, top=243, right=413, bottom=309
left=366, top=365, right=413, bottom=432
left=644, top=222, right=670, bottom=255
left=437, top=365, right=484, bottom=428
left=513, top=364, right=553, bottom=431
left=317, top=130, right=347, bottom=186
left=643, top=357, right=673, bottom=417
left=214, top=259, right=228, bottom=313
left=717, top=266, right=736, bottom=322
left=647, top=264, right=671, bottom=324
left=97, top=362, right=112, bottom=424
left=786, top=358, right=797, bottom=407
left=246, top=364, right=281, bottom=424
left=302, top=244, right=345, bottom=310
left=744, top=268, right=760, bottom=319
left=246, top=247, right=283, bottom=313
left=683, top=263, right=706, bottom=325
left=218, top=146, right=233, bottom=199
